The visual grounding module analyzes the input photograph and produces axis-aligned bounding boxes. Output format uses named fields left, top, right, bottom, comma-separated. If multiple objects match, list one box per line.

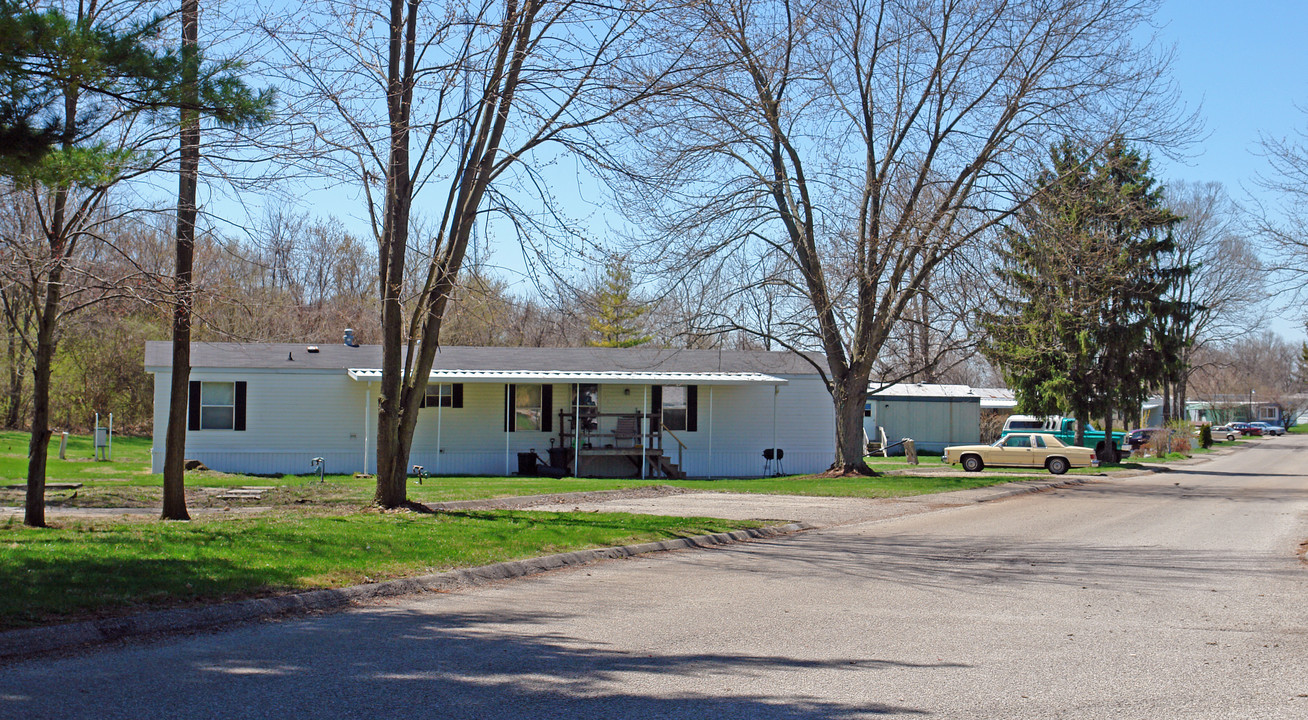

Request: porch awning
left=346, top=368, right=788, bottom=385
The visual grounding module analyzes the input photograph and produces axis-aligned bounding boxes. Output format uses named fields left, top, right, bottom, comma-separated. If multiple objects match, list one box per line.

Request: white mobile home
left=863, top=383, right=983, bottom=453
left=145, top=342, right=836, bottom=478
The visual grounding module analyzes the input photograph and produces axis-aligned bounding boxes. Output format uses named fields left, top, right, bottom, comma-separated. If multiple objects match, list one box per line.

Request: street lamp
left=1249, top=389, right=1255, bottom=422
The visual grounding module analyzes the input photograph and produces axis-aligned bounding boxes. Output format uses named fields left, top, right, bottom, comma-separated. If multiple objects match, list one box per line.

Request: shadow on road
left=0, top=606, right=947, bottom=718
left=695, top=530, right=1300, bottom=596
left=1058, top=476, right=1308, bottom=503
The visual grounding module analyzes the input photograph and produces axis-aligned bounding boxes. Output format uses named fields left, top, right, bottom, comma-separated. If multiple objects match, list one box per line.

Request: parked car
left=1211, top=424, right=1239, bottom=441
left=1124, top=427, right=1165, bottom=452
left=1000, top=414, right=1126, bottom=459
left=943, top=433, right=1097, bottom=475
left=1250, top=421, right=1285, bottom=436
left=1228, top=421, right=1260, bottom=437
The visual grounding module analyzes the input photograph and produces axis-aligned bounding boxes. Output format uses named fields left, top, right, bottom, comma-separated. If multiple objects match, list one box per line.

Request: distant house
left=1176, top=395, right=1305, bottom=426
left=863, top=383, right=989, bottom=453
left=145, top=342, right=836, bottom=478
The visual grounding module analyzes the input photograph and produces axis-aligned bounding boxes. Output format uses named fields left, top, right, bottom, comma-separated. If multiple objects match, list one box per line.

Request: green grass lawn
left=0, top=509, right=759, bottom=630
left=0, top=432, right=1098, bottom=631
left=0, top=432, right=157, bottom=484
left=0, top=430, right=1035, bottom=508
left=1289, top=424, right=1306, bottom=435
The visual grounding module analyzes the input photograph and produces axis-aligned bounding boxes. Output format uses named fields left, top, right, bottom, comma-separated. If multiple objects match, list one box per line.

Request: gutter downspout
left=504, top=384, right=510, bottom=476
left=772, top=385, right=778, bottom=475
left=708, top=386, right=714, bottom=477
left=363, top=385, right=370, bottom=474
left=641, top=385, right=648, bottom=480
left=574, top=383, right=580, bottom=478
left=436, top=387, right=443, bottom=475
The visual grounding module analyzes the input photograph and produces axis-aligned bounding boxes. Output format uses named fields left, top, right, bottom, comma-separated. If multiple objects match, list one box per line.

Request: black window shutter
left=452, top=383, right=463, bottom=408
left=506, top=384, right=516, bottom=432
left=541, top=384, right=553, bottom=432
left=651, top=385, right=662, bottom=415
left=234, top=382, right=247, bottom=431
left=188, top=381, right=201, bottom=430
left=687, top=385, right=698, bottom=432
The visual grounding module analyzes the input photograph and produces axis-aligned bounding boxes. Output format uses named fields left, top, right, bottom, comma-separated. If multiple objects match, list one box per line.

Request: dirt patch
left=425, top=484, right=691, bottom=512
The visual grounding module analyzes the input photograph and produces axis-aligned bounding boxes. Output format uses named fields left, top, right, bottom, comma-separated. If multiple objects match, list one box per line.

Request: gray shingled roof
left=144, top=342, right=826, bottom=375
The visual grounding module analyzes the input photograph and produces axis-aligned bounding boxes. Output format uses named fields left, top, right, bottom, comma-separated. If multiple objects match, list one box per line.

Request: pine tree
left=1, top=1, right=270, bottom=526
left=588, top=257, right=652, bottom=348
left=982, top=138, right=1185, bottom=458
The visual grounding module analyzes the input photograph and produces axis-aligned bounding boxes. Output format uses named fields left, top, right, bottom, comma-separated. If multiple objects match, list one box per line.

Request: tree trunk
left=24, top=262, right=62, bottom=527
left=161, top=0, right=200, bottom=522
left=1175, top=373, right=1188, bottom=422
left=828, top=368, right=874, bottom=475
left=4, top=323, right=25, bottom=429
left=1100, top=412, right=1116, bottom=463
left=373, top=0, right=417, bottom=509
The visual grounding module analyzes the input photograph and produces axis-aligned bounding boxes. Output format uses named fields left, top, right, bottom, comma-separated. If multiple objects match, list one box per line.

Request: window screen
left=200, top=382, right=235, bottom=430
left=662, top=386, right=688, bottom=431
left=515, top=384, right=542, bottom=432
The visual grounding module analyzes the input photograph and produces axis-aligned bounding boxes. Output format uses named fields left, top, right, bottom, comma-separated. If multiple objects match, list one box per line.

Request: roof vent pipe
left=344, top=328, right=357, bottom=347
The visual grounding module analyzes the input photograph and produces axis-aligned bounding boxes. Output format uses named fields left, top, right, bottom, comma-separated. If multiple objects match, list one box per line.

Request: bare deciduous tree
left=611, top=0, right=1192, bottom=473
left=1255, top=110, right=1308, bottom=313
left=267, top=0, right=674, bottom=506
left=1160, top=181, right=1266, bottom=420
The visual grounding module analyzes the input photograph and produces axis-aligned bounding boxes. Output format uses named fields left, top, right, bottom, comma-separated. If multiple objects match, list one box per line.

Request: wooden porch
left=550, top=409, right=687, bottom=479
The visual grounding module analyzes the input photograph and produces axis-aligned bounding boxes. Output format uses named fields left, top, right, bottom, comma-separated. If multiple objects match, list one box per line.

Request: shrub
left=1144, top=431, right=1171, bottom=458
left=1199, top=424, right=1212, bottom=449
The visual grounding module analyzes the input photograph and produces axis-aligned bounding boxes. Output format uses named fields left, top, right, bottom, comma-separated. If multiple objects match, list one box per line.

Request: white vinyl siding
left=152, top=372, right=835, bottom=477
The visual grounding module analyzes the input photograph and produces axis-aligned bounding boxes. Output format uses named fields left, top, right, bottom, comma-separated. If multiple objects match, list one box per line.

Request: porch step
left=215, top=486, right=274, bottom=501
left=654, top=455, right=686, bottom=480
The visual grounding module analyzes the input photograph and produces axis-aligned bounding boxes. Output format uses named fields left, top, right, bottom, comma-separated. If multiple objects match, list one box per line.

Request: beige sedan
left=943, top=433, right=1097, bottom=475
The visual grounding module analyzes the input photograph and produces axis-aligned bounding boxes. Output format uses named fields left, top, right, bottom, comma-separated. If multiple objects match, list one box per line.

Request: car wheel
left=1226, top=433, right=1235, bottom=441
left=1047, top=457, right=1069, bottom=475
left=962, top=455, right=984, bottom=472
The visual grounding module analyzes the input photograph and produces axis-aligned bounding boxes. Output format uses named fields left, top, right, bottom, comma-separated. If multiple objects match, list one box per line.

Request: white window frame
left=573, top=383, right=598, bottom=430
left=515, top=384, right=542, bottom=432
left=199, top=381, right=236, bottom=430
left=425, top=383, right=453, bottom=407
left=662, top=385, right=689, bottom=432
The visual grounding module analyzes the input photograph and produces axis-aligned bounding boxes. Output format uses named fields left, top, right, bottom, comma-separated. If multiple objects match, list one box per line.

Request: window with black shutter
left=188, top=380, right=246, bottom=431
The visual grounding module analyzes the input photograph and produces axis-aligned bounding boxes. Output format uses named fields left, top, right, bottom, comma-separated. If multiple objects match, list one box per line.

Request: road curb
left=0, top=521, right=809, bottom=663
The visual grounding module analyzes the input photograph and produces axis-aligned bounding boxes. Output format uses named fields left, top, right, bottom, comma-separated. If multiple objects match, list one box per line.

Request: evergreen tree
left=1090, top=139, right=1185, bottom=446
left=588, top=257, right=652, bottom=348
left=982, top=138, right=1185, bottom=458
left=1, top=1, right=270, bottom=527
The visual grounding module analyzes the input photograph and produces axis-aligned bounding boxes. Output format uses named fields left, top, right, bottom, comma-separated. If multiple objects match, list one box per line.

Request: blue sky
left=1154, top=0, right=1307, bottom=187
left=1153, top=0, right=1308, bottom=341
left=220, top=1, right=1308, bottom=342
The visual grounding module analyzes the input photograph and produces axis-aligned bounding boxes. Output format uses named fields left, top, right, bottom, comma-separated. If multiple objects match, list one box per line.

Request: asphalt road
left=2, top=438, right=1305, bottom=719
